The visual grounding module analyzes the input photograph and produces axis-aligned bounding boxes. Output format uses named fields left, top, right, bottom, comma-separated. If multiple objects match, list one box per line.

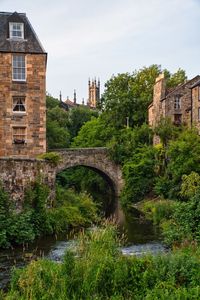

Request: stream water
left=0, top=208, right=167, bottom=290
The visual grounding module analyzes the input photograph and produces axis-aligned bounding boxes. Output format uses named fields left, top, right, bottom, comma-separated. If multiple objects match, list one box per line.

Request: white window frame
left=12, top=126, right=27, bottom=144
left=13, top=96, right=26, bottom=113
left=9, top=22, right=24, bottom=39
left=12, top=55, right=26, bottom=82
left=174, top=95, right=181, bottom=110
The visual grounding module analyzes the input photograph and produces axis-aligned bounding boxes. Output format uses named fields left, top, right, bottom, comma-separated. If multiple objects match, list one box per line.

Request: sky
left=1, top=0, right=200, bottom=103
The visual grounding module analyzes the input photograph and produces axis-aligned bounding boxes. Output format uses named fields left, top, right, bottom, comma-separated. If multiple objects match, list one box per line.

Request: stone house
left=148, top=73, right=200, bottom=142
left=0, top=11, right=47, bottom=158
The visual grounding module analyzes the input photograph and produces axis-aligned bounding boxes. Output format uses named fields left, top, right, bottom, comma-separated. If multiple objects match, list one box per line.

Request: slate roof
left=0, top=11, right=46, bottom=54
left=190, top=79, right=200, bottom=89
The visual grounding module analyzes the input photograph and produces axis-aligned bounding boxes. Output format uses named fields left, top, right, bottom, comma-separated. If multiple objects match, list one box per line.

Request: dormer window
left=9, top=22, right=24, bottom=39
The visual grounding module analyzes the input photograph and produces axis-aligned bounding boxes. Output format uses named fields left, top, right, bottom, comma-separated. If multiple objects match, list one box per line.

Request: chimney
left=153, top=73, right=166, bottom=103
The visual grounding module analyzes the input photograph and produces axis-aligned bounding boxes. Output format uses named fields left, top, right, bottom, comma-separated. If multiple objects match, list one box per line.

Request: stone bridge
left=0, top=148, right=123, bottom=211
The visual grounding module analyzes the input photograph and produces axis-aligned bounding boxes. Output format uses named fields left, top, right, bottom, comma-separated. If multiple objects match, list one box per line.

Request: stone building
left=148, top=74, right=200, bottom=142
left=88, top=78, right=100, bottom=108
left=61, top=78, right=100, bottom=110
left=0, top=11, right=47, bottom=158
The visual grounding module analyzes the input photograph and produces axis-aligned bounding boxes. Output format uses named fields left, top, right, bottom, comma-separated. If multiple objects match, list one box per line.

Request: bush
left=37, top=152, right=61, bottom=165
left=48, top=187, right=98, bottom=233
left=121, top=146, right=156, bottom=208
left=142, top=199, right=176, bottom=225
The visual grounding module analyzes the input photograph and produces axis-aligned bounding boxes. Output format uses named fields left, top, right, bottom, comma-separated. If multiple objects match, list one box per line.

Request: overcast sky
left=1, top=0, right=200, bottom=103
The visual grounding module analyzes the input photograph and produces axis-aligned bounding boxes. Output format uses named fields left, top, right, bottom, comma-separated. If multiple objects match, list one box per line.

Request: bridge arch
left=0, top=148, right=124, bottom=212
left=55, top=148, right=124, bottom=213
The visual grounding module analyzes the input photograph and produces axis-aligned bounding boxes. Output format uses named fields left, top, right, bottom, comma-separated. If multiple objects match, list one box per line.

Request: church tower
left=88, top=78, right=100, bottom=108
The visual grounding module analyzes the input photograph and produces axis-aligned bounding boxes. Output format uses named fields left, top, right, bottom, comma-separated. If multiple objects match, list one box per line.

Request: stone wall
left=0, top=158, right=55, bottom=210
left=0, top=52, right=46, bottom=158
left=192, top=85, right=200, bottom=133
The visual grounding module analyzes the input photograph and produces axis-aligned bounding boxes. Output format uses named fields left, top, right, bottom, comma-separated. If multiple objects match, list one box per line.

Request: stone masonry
left=148, top=74, right=200, bottom=143
left=0, top=148, right=124, bottom=211
left=0, top=12, right=47, bottom=158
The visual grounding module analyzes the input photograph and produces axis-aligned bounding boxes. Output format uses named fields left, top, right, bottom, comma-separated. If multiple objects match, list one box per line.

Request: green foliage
left=37, top=152, right=61, bottom=165
left=0, top=180, right=98, bottom=248
left=0, top=185, right=13, bottom=248
left=56, top=167, right=113, bottom=215
left=72, top=116, right=115, bottom=147
left=142, top=190, right=200, bottom=246
left=108, top=124, right=153, bottom=164
left=101, top=65, right=161, bottom=128
left=165, top=68, right=187, bottom=89
left=24, top=181, right=51, bottom=236
left=48, top=187, right=98, bottom=233
left=163, top=191, right=200, bottom=245
left=69, top=106, right=98, bottom=138
left=47, top=119, right=71, bottom=149
left=142, top=199, right=176, bottom=225
left=165, top=129, right=200, bottom=199
left=154, top=117, right=182, bottom=147
left=6, top=225, right=200, bottom=299
left=180, top=172, right=200, bottom=200
left=121, top=146, right=156, bottom=207
left=46, top=95, right=60, bottom=109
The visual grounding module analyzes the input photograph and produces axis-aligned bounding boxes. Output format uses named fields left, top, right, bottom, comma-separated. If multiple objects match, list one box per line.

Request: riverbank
left=2, top=224, right=200, bottom=300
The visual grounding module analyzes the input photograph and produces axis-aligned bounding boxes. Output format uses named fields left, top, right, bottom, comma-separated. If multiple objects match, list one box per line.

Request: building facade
left=0, top=12, right=47, bottom=158
left=148, top=74, right=200, bottom=141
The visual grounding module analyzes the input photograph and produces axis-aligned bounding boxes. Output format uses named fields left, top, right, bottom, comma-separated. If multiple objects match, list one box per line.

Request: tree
left=101, top=65, right=161, bottom=128
left=164, top=68, right=187, bottom=89
left=47, top=120, right=71, bottom=149
left=72, top=117, right=115, bottom=148
left=69, top=106, right=98, bottom=138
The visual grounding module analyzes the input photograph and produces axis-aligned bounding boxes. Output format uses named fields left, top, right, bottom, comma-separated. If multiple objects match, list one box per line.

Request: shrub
left=121, top=146, right=156, bottom=208
left=37, top=152, right=61, bottom=165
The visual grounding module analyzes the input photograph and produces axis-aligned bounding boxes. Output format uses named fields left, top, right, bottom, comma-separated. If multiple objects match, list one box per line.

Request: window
left=174, top=114, right=182, bottom=125
left=12, top=55, right=26, bottom=81
left=198, top=108, right=200, bottom=121
left=13, top=127, right=26, bottom=144
left=9, top=22, right=24, bottom=39
left=13, top=96, right=26, bottom=113
left=174, top=95, right=181, bottom=109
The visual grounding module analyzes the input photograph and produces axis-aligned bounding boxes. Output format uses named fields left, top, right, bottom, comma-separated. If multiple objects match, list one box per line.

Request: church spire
left=59, top=91, right=62, bottom=102
left=73, top=89, right=77, bottom=104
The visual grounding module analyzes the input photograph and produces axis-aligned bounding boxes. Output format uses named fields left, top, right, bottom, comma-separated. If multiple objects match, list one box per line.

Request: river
left=0, top=208, right=167, bottom=290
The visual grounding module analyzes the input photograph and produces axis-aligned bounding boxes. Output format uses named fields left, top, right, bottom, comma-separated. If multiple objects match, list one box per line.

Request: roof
left=59, top=101, right=69, bottom=111
left=165, top=75, right=200, bottom=97
left=0, top=11, right=46, bottom=54
left=190, top=79, right=200, bottom=89
left=65, top=99, right=76, bottom=108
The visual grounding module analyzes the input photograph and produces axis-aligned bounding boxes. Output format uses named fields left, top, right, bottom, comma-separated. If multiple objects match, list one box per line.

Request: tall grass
left=4, top=223, right=200, bottom=299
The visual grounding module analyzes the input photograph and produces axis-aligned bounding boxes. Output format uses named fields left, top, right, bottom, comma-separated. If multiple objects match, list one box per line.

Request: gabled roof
left=165, top=75, right=200, bottom=97
left=65, top=99, right=76, bottom=108
left=0, top=11, right=46, bottom=54
left=190, top=80, right=200, bottom=89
